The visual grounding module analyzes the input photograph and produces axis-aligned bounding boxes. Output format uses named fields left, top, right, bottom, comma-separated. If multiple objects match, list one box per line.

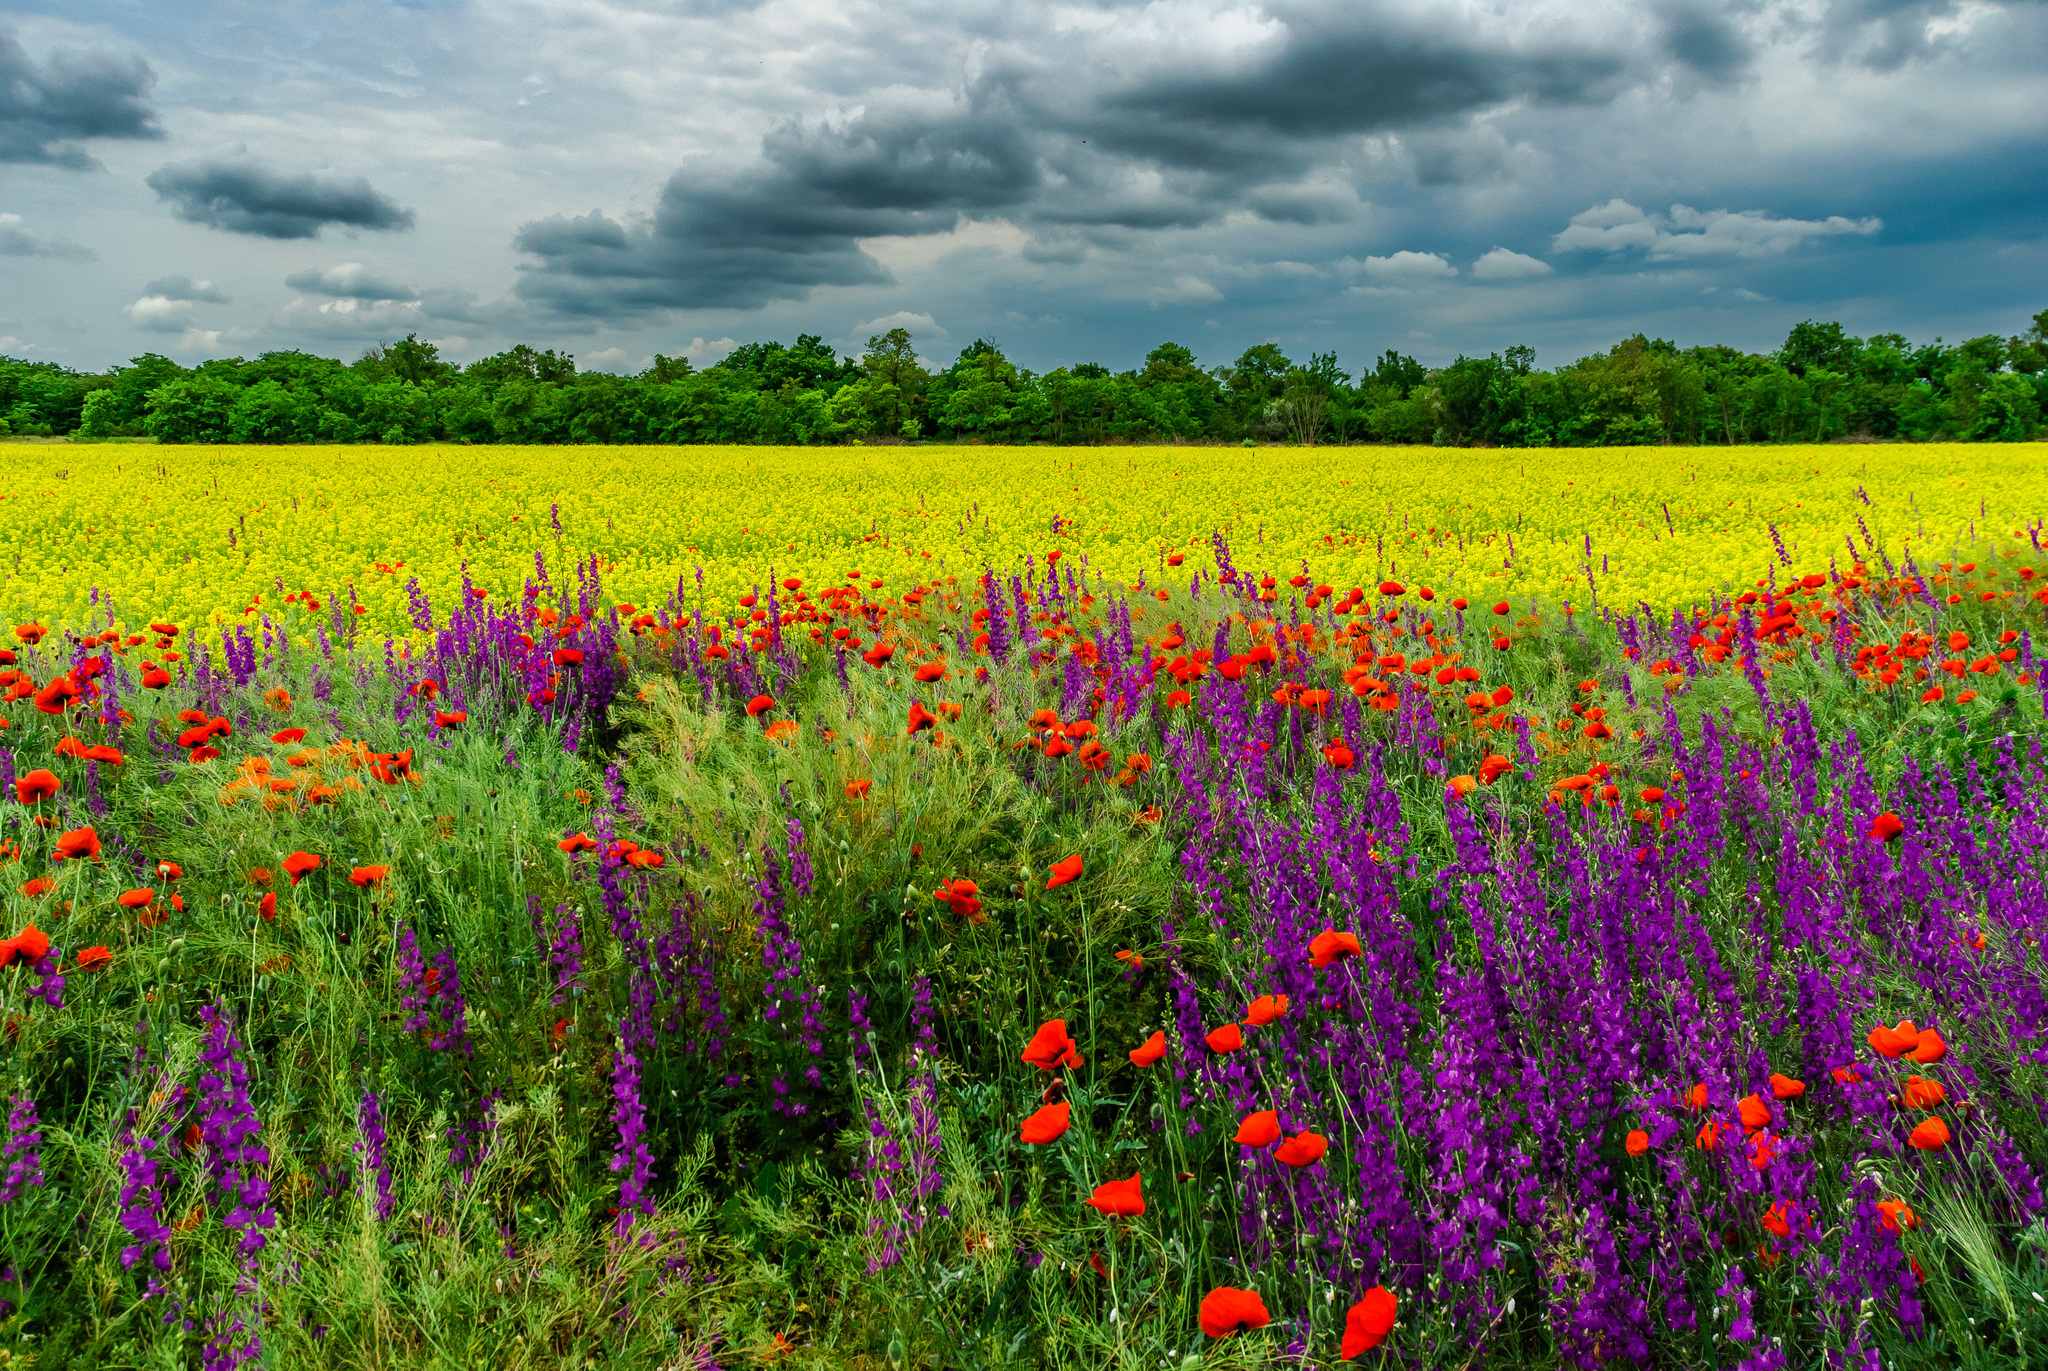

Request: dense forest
left=2, top=311, right=2043, bottom=446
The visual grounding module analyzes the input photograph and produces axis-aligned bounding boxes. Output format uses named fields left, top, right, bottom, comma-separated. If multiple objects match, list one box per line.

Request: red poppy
left=845, top=778, right=872, bottom=799
left=85, top=745, right=124, bottom=765
left=552, top=648, right=583, bottom=666
left=1377, top=581, right=1404, bottom=597
left=1020, top=1101, right=1070, bottom=1145
left=1206, top=1023, right=1244, bottom=1053
left=1911, top=1029, right=1946, bottom=1063
left=76, top=945, right=112, bottom=971
left=188, top=746, right=222, bottom=764
left=1129, top=1031, right=1166, bottom=1067
left=53, top=827, right=100, bottom=861
left=141, top=668, right=173, bottom=689
left=1234, top=1110, right=1281, bottom=1147
left=1625, top=1129, right=1650, bottom=1156
left=117, top=888, right=154, bottom=908
left=1695, top=1121, right=1719, bottom=1151
left=1901, top=1076, right=1946, bottom=1110
left=349, top=865, right=391, bottom=888
left=1770, top=1073, right=1805, bottom=1099
left=1114, top=949, right=1143, bottom=973
left=1762, top=1202, right=1791, bottom=1238
left=913, top=661, right=947, bottom=684
left=907, top=702, right=937, bottom=735
left=1908, top=1117, right=1950, bottom=1151
left=746, top=694, right=776, bottom=718
left=282, top=851, right=322, bottom=885
left=1021, top=1018, right=1084, bottom=1072
left=1832, top=1065, right=1864, bottom=1085
left=409, top=680, right=440, bottom=700
left=1310, top=928, right=1362, bottom=968
left=1685, top=1082, right=1710, bottom=1111
left=862, top=643, right=895, bottom=667
left=13, top=770, right=59, bottom=805
left=1871, top=812, right=1905, bottom=843
left=1046, top=854, right=1083, bottom=889
left=259, top=892, right=277, bottom=920
left=1243, top=994, right=1289, bottom=1027
left=1867, top=1020, right=1919, bottom=1059
left=1198, top=1287, right=1271, bottom=1338
left=558, top=833, right=599, bottom=854
left=1342, top=1286, right=1397, bottom=1358
left=1737, top=1094, right=1771, bottom=1131
left=1273, top=1131, right=1327, bottom=1167
left=1084, top=1173, right=1144, bottom=1217
left=0, top=925, right=50, bottom=968
left=1877, top=1199, right=1919, bottom=1232
left=434, top=710, right=467, bottom=728
left=1323, top=743, right=1355, bottom=769
left=18, top=878, right=51, bottom=898
left=625, top=849, right=664, bottom=869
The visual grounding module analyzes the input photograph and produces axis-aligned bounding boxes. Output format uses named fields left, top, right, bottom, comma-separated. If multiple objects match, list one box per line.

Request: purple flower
left=0, top=1094, right=43, bottom=1204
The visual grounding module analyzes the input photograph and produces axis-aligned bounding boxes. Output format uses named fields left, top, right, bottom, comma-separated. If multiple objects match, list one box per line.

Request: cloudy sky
left=3, top=0, right=2045, bottom=377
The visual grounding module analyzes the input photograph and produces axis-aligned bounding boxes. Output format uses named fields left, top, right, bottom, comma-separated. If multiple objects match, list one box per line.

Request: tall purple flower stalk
left=610, top=1045, right=655, bottom=1237
left=196, top=1004, right=276, bottom=1261
left=358, top=1089, right=393, bottom=1220
left=0, top=1095, right=43, bottom=1204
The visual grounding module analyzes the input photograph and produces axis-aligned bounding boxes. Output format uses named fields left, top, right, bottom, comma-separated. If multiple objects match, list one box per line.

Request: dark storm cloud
left=0, top=29, right=161, bottom=168
left=284, top=264, right=420, bottom=300
left=141, top=273, right=228, bottom=301
left=147, top=150, right=416, bottom=239
left=515, top=93, right=1041, bottom=314
left=1662, top=4, right=1757, bottom=81
left=0, top=214, right=94, bottom=260
left=1100, top=22, right=1628, bottom=144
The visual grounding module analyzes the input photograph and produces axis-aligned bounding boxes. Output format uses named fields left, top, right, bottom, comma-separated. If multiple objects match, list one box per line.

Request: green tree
left=144, top=376, right=240, bottom=443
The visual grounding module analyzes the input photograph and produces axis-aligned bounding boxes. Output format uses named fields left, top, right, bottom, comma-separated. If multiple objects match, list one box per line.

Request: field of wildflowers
left=0, top=442, right=2045, bottom=1369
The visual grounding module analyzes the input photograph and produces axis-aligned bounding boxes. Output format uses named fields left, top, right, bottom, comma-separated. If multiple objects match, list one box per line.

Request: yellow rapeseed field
left=7, top=442, right=2041, bottom=636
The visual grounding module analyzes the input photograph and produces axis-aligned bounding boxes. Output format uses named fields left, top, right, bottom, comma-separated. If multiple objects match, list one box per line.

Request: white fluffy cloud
left=1361, top=251, right=1458, bottom=283
left=1553, top=200, right=1882, bottom=259
left=1471, top=247, right=1553, bottom=280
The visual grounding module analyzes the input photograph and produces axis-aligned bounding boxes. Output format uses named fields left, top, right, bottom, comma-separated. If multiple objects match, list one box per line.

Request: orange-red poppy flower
left=1341, top=1286, right=1397, bottom=1358
left=1198, top=1287, right=1271, bottom=1338
left=1083, top=1173, right=1144, bottom=1217
left=1877, top=1199, right=1920, bottom=1232
left=1867, top=1020, right=1919, bottom=1059
left=845, top=778, right=872, bottom=799
left=53, top=827, right=100, bottom=861
left=283, top=851, right=322, bottom=884
left=746, top=694, right=776, bottom=718
left=0, top=926, right=51, bottom=968
left=1046, top=854, right=1083, bottom=889
left=1310, top=928, right=1362, bottom=968
left=1770, top=1073, right=1805, bottom=1099
left=1234, top=1110, right=1281, bottom=1148
left=1911, top=1029, right=1946, bottom=1063
left=1901, top=1076, right=1946, bottom=1110
left=273, top=727, right=307, bottom=744
left=1020, top=1101, right=1070, bottom=1145
left=552, top=648, right=583, bottom=666
left=13, top=770, right=58, bottom=804
left=1762, top=1202, right=1791, bottom=1238
left=558, top=833, right=599, bottom=854
left=1908, top=1117, right=1950, bottom=1151
left=259, top=892, right=277, bottom=920
left=117, top=888, right=154, bottom=908
left=1206, top=1023, right=1244, bottom=1054
left=349, top=865, right=390, bottom=888
left=907, top=702, right=937, bottom=735
left=1685, top=1082, right=1710, bottom=1112
left=1737, top=1094, right=1772, bottom=1131
left=76, top=945, right=111, bottom=971
left=1273, top=1132, right=1327, bottom=1167
left=1625, top=1129, right=1650, bottom=1156
left=1871, top=812, right=1905, bottom=843
left=1377, top=581, right=1404, bottom=597
left=1695, top=1121, right=1720, bottom=1152
left=1021, top=1018, right=1083, bottom=1072
left=1243, top=994, right=1289, bottom=1027
left=625, top=849, right=664, bottom=869
left=18, top=878, right=51, bottom=898
left=1323, top=743, right=1356, bottom=769
left=1114, top=949, right=1143, bottom=973
left=1832, top=1065, right=1864, bottom=1086
left=434, top=710, right=467, bottom=728
left=1129, top=1031, right=1166, bottom=1067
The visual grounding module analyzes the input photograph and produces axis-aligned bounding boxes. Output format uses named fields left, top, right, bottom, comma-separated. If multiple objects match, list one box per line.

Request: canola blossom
left=6, top=441, right=2043, bottom=637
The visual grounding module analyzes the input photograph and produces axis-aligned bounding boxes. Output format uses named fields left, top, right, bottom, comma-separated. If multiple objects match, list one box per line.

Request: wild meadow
left=0, top=441, right=2045, bottom=1369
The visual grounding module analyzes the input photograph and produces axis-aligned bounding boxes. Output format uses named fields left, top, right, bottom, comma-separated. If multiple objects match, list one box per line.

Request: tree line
left=1, top=311, right=2043, bottom=446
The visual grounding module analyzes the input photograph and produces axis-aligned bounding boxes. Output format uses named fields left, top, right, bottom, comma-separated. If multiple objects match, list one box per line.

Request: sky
left=2, top=0, right=2045, bottom=378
